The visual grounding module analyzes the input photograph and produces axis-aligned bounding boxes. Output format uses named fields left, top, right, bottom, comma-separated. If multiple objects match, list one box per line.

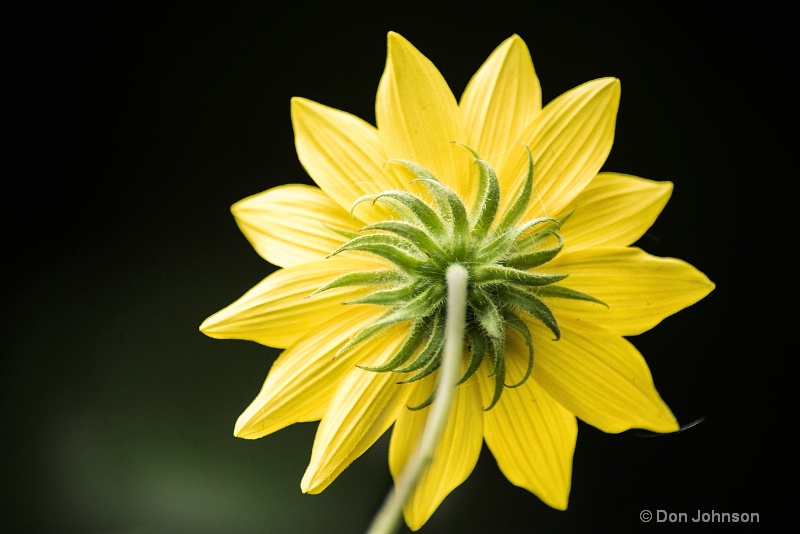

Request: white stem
left=366, top=264, right=468, bottom=534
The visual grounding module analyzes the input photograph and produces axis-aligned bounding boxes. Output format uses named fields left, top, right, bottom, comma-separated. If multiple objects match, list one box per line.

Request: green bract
left=314, top=146, right=604, bottom=410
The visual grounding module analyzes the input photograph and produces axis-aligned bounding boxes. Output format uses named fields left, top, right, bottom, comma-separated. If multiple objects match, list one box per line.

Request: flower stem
left=366, top=264, right=468, bottom=534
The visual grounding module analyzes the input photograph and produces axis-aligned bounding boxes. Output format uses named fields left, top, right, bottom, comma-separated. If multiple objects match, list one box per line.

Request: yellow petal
left=389, top=375, right=483, bottom=530
left=199, top=256, right=384, bottom=348
left=291, top=97, right=402, bottom=223
left=558, top=173, right=673, bottom=251
left=301, top=346, right=415, bottom=494
left=480, top=330, right=576, bottom=510
left=499, top=78, right=621, bottom=219
left=376, top=32, right=472, bottom=199
left=533, top=323, right=679, bottom=433
left=460, top=34, right=541, bottom=174
left=232, top=184, right=360, bottom=268
left=548, top=247, right=715, bottom=336
left=234, top=305, right=387, bottom=439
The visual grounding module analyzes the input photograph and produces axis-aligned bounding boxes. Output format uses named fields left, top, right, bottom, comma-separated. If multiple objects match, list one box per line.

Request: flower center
left=314, top=146, right=602, bottom=409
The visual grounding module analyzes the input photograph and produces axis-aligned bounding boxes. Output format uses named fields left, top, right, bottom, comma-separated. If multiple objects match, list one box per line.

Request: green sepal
left=458, top=328, right=487, bottom=385
left=398, top=345, right=442, bottom=384
left=346, top=281, right=423, bottom=305
left=337, top=321, right=393, bottom=357
left=358, top=319, right=429, bottom=372
left=395, top=312, right=445, bottom=373
left=338, top=285, right=444, bottom=355
left=386, top=160, right=453, bottom=236
left=349, top=194, right=379, bottom=216
left=415, top=178, right=470, bottom=259
left=329, top=234, right=430, bottom=275
left=510, top=216, right=561, bottom=242
left=471, top=265, right=568, bottom=287
left=486, top=331, right=505, bottom=378
left=476, top=216, right=559, bottom=264
left=310, top=269, right=403, bottom=297
left=470, top=158, right=500, bottom=242
left=473, top=230, right=517, bottom=266
left=503, top=311, right=534, bottom=388
left=535, top=284, right=608, bottom=307
left=497, top=145, right=534, bottom=231
left=504, top=231, right=564, bottom=269
left=353, top=190, right=446, bottom=238
left=389, top=159, right=440, bottom=183
left=499, top=287, right=561, bottom=340
left=558, top=207, right=575, bottom=227
left=513, top=224, right=562, bottom=253
left=453, top=144, right=500, bottom=242
left=469, top=290, right=505, bottom=339
left=370, top=284, right=445, bottom=331
left=483, top=339, right=506, bottom=411
left=324, top=225, right=360, bottom=240
left=362, top=220, right=447, bottom=263
left=407, top=387, right=436, bottom=411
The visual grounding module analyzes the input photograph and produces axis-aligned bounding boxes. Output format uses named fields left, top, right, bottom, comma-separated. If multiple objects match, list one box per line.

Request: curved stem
left=366, top=264, right=468, bottom=534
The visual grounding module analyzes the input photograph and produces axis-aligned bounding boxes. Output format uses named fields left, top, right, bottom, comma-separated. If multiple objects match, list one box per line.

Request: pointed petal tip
left=404, top=514, right=426, bottom=532
left=542, top=491, right=569, bottom=511
left=198, top=313, right=221, bottom=336
left=300, top=471, right=326, bottom=495
left=386, top=32, right=418, bottom=57
left=636, top=400, right=680, bottom=435
left=506, top=33, right=527, bottom=49
left=651, top=413, right=681, bottom=434
left=290, top=96, right=314, bottom=117
left=199, top=306, right=239, bottom=338
left=233, top=412, right=252, bottom=439
left=703, top=275, right=716, bottom=292
left=493, top=34, right=532, bottom=64
left=599, top=77, right=621, bottom=96
left=597, top=409, right=679, bottom=435
left=291, top=97, right=328, bottom=122
left=648, top=178, right=674, bottom=203
left=234, top=400, right=283, bottom=440
left=689, top=266, right=716, bottom=297
left=233, top=424, right=244, bottom=438
left=233, top=418, right=262, bottom=440
left=299, top=471, right=312, bottom=493
left=230, top=193, right=256, bottom=219
left=229, top=194, right=258, bottom=226
left=587, top=77, right=621, bottom=97
left=386, top=31, right=403, bottom=49
left=199, top=308, right=251, bottom=341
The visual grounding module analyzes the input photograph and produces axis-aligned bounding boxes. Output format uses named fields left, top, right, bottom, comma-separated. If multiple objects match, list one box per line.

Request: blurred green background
left=4, top=1, right=794, bottom=532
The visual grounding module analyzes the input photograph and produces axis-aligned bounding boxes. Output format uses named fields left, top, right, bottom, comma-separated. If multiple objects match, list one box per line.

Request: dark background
left=4, top=1, right=794, bottom=532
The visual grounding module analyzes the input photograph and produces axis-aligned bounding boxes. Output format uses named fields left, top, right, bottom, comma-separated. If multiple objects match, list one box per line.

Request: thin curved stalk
left=366, top=264, right=468, bottom=534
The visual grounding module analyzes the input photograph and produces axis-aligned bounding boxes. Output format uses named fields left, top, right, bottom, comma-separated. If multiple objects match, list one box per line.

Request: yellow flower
left=200, top=32, right=714, bottom=530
